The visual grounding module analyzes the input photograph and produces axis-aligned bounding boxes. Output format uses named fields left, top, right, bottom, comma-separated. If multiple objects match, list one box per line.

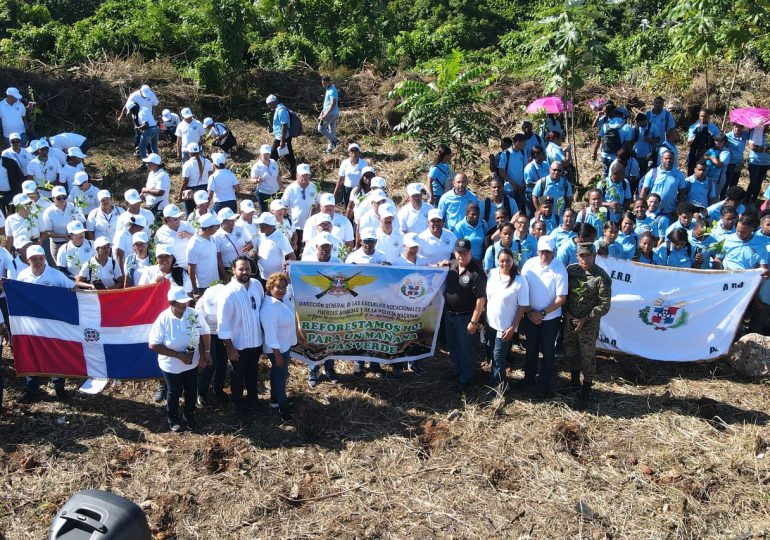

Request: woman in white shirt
left=485, top=248, right=529, bottom=393
left=55, top=221, right=94, bottom=278
left=148, top=287, right=211, bottom=432
left=260, top=272, right=297, bottom=422
left=123, top=231, right=153, bottom=287
left=76, top=236, right=124, bottom=289
left=335, top=143, right=368, bottom=208
left=140, top=153, right=170, bottom=215
left=207, top=153, right=239, bottom=213
left=180, top=143, right=212, bottom=215
left=250, top=144, right=280, bottom=212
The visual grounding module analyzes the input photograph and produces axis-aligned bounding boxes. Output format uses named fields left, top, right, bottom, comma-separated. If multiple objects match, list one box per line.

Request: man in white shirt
left=175, top=108, right=205, bottom=163
left=207, top=153, right=239, bottom=213
left=417, top=209, right=457, bottom=265
left=60, top=147, right=86, bottom=193
left=303, top=192, right=355, bottom=249
left=346, top=228, right=388, bottom=264
left=281, top=163, right=318, bottom=246
left=67, top=171, right=99, bottom=215
left=0, top=87, right=27, bottom=147
left=116, top=189, right=154, bottom=232
left=160, top=109, right=181, bottom=142
left=1, top=133, right=31, bottom=205
left=518, top=236, right=568, bottom=399
left=186, top=212, right=223, bottom=298
left=195, top=282, right=229, bottom=404
left=140, top=153, right=170, bottom=214
left=396, top=233, right=428, bottom=266
left=255, top=212, right=295, bottom=281
left=217, top=256, right=265, bottom=422
left=41, top=185, right=85, bottom=263
left=48, top=132, right=89, bottom=154
left=398, top=182, right=433, bottom=235
left=301, top=218, right=339, bottom=260
left=375, top=209, right=402, bottom=264
left=136, top=105, right=160, bottom=161
left=26, top=141, right=61, bottom=198
left=55, top=220, right=94, bottom=278
left=155, top=204, right=195, bottom=268
left=86, top=190, right=124, bottom=241
left=250, top=144, right=280, bottom=212
left=112, top=214, right=147, bottom=271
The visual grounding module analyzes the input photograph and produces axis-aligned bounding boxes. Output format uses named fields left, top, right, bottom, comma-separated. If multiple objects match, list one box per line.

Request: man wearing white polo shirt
left=113, top=214, right=147, bottom=271
left=60, top=147, right=86, bottom=193
left=141, top=153, right=170, bottom=215
left=155, top=204, right=195, bottom=268
left=117, top=189, right=154, bottom=232
left=518, top=236, right=568, bottom=399
left=1, top=133, right=31, bottom=201
left=26, top=141, right=61, bottom=198
left=187, top=212, right=224, bottom=299
left=375, top=209, right=402, bottom=264
left=207, top=153, right=239, bottom=214
left=180, top=142, right=212, bottom=215
left=175, top=108, right=205, bottom=162
left=303, top=192, right=354, bottom=249
left=67, top=171, right=99, bottom=215
left=41, top=185, right=85, bottom=263
left=250, top=144, right=280, bottom=212
left=86, top=190, right=123, bottom=241
left=417, top=208, right=457, bottom=265
left=398, top=182, right=433, bottom=235
left=55, top=220, right=94, bottom=278
left=49, top=132, right=89, bottom=154
left=256, top=212, right=295, bottom=281
left=281, top=164, right=318, bottom=248
left=0, top=87, right=27, bottom=147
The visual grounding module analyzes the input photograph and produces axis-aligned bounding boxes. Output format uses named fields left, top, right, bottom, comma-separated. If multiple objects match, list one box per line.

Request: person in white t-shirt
left=255, top=212, right=295, bottom=280
left=207, top=153, right=239, bottom=213
left=41, top=185, right=85, bottom=262
left=59, top=147, right=86, bottom=193
left=155, top=204, right=195, bottom=268
left=67, top=171, right=99, bottom=215
left=140, top=153, right=170, bottom=214
left=116, top=189, right=154, bottom=233
left=179, top=143, right=212, bottom=215
left=0, top=87, right=27, bottom=146
left=186, top=212, right=224, bottom=298
left=149, top=286, right=211, bottom=432
left=76, top=236, right=123, bottom=289
left=5, top=193, right=39, bottom=251
left=160, top=109, right=180, bottom=142
left=334, top=143, right=368, bottom=207
left=375, top=209, right=402, bottom=264
left=136, top=105, right=159, bottom=160
left=175, top=108, right=205, bottom=163
left=26, top=141, right=61, bottom=198
left=237, top=199, right=258, bottom=240
left=202, top=116, right=237, bottom=155
left=300, top=214, right=340, bottom=260
left=49, top=132, right=89, bottom=153
left=269, top=198, right=296, bottom=250
left=250, top=144, right=280, bottom=212
left=123, top=231, right=153, bottom=287
left=345, top=227, right=389, bottom=265
left=398, top=182, right=433, bottom=235
left=303, top=192, right=355, bottom=249
left=86, top=190, right=124, bottom=241
left=396, top=233, right=429, bottom=266
left=186, top=189, right=211, bottom=230
left=113, top=214, right=147, bottom=271
left=214, top=207, right=253, bottom=269
left=417, top=209, right=457, bottom=265
left=518, top=236, right=567, bottom=399
left=280, top=163, right=318, bottom=245
left=55, top=220, right=94, bottom=278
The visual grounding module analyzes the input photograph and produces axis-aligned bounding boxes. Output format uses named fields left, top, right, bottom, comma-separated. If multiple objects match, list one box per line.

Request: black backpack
left=288, top=109, right=303, bottom=138
left=483, top=197, right=512, bottom=224
left=602, top=126, right=623, bottom=154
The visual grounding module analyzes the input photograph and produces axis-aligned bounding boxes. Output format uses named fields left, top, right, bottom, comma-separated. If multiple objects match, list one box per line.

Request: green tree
left=388, top=51, right=498, bottom=167
left=532, top=0, right=609, bottom=185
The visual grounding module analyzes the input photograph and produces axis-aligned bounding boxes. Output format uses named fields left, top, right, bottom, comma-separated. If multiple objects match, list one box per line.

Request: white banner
left=595, top=257, right=763, bottom=362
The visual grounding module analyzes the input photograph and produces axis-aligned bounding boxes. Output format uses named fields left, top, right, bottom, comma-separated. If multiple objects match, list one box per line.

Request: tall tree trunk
left=722, top=55, right=742, bottom=131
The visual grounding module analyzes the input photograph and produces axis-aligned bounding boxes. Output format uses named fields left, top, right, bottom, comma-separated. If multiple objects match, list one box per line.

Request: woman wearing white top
left=260, top=272, right=297, bottom=422
left=485, top=248, right=529, bottom=392
left=214, top=208, right=253, bottom=270
left=250, top=144, right=280, bottom=212
left=55, top=221, right=94, bottom=278
left=335, top=143, right=368, bottom=208
left=179, top=143, right=212, bottom=215
left=76, top=237, right=124, bottom=289
left=346, top=166, right=375, bottom=223
left=123, top=231, right=153, bottom=287
left=86, top=190, right=124, bottom=241
left=140, top=153, right=170, bottom=215
left=208, top=153, right=239, bottom=213
left=149, top=287, right=211, bottom=432
left=137, top=244, right=193, bottom=292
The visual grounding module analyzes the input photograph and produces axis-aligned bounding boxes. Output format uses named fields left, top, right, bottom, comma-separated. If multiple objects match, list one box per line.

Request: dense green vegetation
left=1, top=0, right=769, bottom=93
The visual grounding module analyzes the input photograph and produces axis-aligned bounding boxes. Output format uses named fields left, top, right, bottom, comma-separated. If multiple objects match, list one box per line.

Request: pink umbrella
left=526, top=96, right=573, bottom=115
left=729, top=107, right=770, bottom=129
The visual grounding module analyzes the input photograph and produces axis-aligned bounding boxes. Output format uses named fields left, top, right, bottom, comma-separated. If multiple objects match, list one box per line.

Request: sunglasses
left=363, top=239, right=376, bottom=244
left=55, top=196, right=67, bottom=201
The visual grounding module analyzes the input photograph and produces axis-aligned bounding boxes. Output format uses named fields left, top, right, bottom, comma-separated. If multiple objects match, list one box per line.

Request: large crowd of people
left=0, top=81, right=768, bottom=431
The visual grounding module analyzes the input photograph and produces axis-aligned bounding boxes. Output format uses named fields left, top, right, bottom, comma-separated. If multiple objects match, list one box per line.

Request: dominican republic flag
left=5, top=280, right=170, bottom=379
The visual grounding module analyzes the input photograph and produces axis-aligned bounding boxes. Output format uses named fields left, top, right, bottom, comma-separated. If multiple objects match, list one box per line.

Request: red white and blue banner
left=595, top=257, right=764, bottom=362
left=6, top=280, right=170, bottom=378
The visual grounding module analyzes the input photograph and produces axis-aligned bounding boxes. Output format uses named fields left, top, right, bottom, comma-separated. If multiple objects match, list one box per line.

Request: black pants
left=198, top=334, right=227, bottom=396
left=213, top=132, right=237, bottom=154
left=162, top=367, right=197, bottom=422
left=721, top=163, right=741, bottom=199
left=270, top=138, right=297, bottom=180
left=747, top=164, right=769, bottom=202
left=183, top=185, right=207, bottom=216
left=230, top=346, right=262, bottom=412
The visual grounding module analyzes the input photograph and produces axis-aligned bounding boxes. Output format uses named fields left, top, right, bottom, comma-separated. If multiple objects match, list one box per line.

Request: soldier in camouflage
left=561, top=242, right=612, bottom=410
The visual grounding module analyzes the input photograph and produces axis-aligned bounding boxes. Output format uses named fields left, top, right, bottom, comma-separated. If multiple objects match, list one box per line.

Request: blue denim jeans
left=139, top=125, right=160, bottom=159
left=445, top=310, right=476, bottom=384
left=268, top=350, right=290, bottom=405
left=212, top=200, right=237, bottom=214
left=522, top=316, right=561, bottom=392
left=162, top=367, right=197, bottom=422
left=317, top=112, right=339, bottom=145
left=491, top=334, right=513, bottom=385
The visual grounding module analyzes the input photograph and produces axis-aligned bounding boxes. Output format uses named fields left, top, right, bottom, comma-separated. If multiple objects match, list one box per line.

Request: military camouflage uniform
left=564, top=263, right=612, bottom=379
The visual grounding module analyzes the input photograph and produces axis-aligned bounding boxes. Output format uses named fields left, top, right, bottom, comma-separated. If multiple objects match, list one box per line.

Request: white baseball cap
left=371, top=176, right=386, bottom=189
left=217, top=208, right=237, bottom=222
left=194, top=190, right=209, bottom=205
left=73, top=171, right=89, bottom=186
left=8, top=133, right=21, bottom=142
left=51, top=186, right=67, bottom=198
left=128, top=215, right=147, bottom=228
left=378, top=207, right=395, bottom=219
left=404, top=232, right=420, bottom=248
left=361, top=166, right=376, bottom=175
left=203, top=117, right=214, bottom=127
left=94, top=236, right=111, bottom=248
left=140, top=84, right=152, bottom=94
left=12, top=193, right=31, bottom=206
left=348, top=143, right=360, bottom=152
left=132, top=231, right=149, bottom=244
left=96, top=189, right=111, bottom=201
left=185, top=142, right=200, bottom=153
left=360, top=227, right=377, bottom=241
left=161, top=109, right=172, bottom=121
left=6, top=87, right=22, bottom=99
left=124, top=189, right=142, bottom=204
left=36, top=139, right=49, bottom=150
left=67, top=147, right=86, bottom=159
left=156, top=244, right=173, bottom=257
left=265, top=94, right=278, bottom=104
left=406, top=183, right=423, bottom=197
left=67, top=221, right=86, bottom=235
left=199, top=213, right=220, bottom=228
left=369, top=190, right=387, bottom=203
left=317, top=214, right=332, bottom=225
left=537, top=236, right=555, bottom=252
left=240, top=199, right=256, bottom=213
left=259, top=144, right=272, bottom=155
left=427, top=208, right=442, bottom=221
left=28, top=140, right=40, bottom=153
left=314, top=232, right=336, bottom=247
left=168, top=287, right=192, bottom=303
left=180, top=107, right=194, bottom=119
left=297, top=163, right=311, bottom=176
left=211, top=153, right=226, bottom=166
left=319, top=193, right=335, bottom=207
left=142, top=153, right=162, bottom=165
left=269, top=199, right=286, bottom=211
left=27, top=245, right=46, bottom=258
left=22, top=180, right=37, bottom=194
left=256, top=212, right=277, bottom=226
left=163, top=204, right=183, bottom=218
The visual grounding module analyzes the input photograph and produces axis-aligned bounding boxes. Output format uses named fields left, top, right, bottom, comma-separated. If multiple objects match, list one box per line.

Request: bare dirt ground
left=1, top=63, right=769, bottom=539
